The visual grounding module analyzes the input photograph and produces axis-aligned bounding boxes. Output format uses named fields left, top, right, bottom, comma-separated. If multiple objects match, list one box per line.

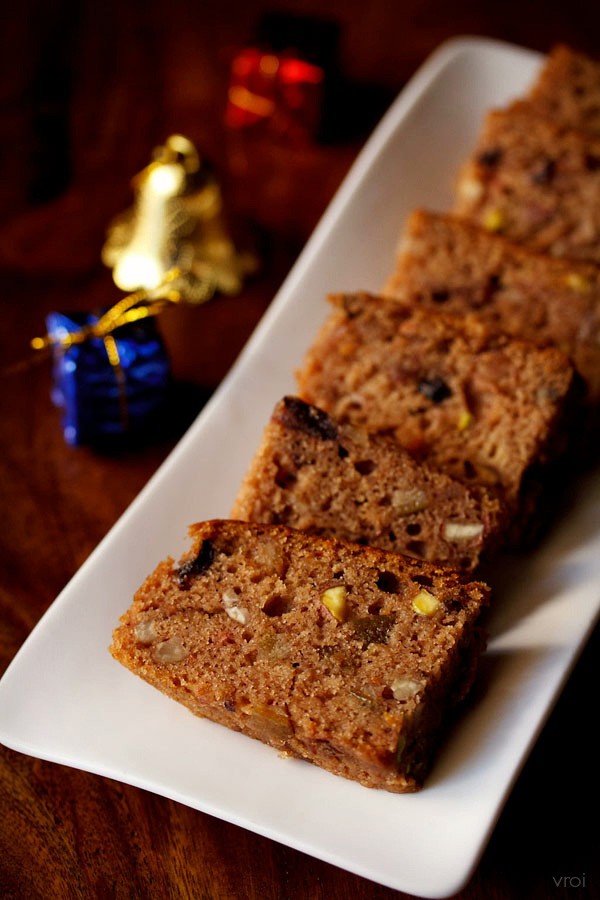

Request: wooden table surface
left=1, top=2, right=599, bottom=898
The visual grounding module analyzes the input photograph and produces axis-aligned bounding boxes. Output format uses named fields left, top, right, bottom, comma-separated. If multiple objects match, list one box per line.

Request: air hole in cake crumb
left=333, top=570, right=344, bottom=579
left=275, top=466, right=297, bottom=489
left=388, top=530, right=397, bottom=542
left=262, top=594, right=290, bottom=617
left=585, top=153, right=600, bottom=171
left=405, top=522, right=422, bottom=536
left=406, top=540, right=426, bottom=558
left=463, top=460, right=476, bottom=479
left=435, top=339, right=452, bottom=355
left=354, top=459, right=377, bottom=475
left=376, top=571, right=401, bottom=594
left=381, top=686, right=394, bottom=700
left=320, top=498, right=332, bottom=512
left=413, top=574, right=434, bottom=587
left=338, top=445, right=349, bottom=459
left=368, top=601, right=383, bottom=614
left=172, top=676, right=181, bottom=687
left=244, top=650, right=257, bottom=664
left=378, top=496, right=391, bottom=507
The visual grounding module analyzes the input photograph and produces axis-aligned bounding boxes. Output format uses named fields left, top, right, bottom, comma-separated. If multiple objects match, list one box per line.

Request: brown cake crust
left=384, top=209, right=600, bottom=404
left=232, top=396, right=506, bottom=571
left=110, top=520, right=489, bottom=792
left=295, top=293, right=575, bottom=513
left=526, top=45, right=600, bottom=134
left=454, top=101, right=600, bottom=262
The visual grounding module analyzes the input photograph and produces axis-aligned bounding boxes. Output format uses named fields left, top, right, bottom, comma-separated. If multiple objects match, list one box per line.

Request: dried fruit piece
left=391, top=677, right=423, bottom=701
left=458, top=176, right=484, bottom=203
left=412, top=589, right=440, bottom=617
left=277, top=396, right=338, bottom=441
left=391, top=488, right=428, bottom=515
left=243, top=702, right=292, bottom=739
left=565, top=272, right=591, bottom=293
left=457, top=410, right=473, bottom=431
left=483, top=208, right=505, bottom=232
left=134, top=618, right=158, bottom=644
left=222, top=589, right=249, bottom=624
left=176, top=540, right=215, bottom=589
left=352, top=614, right=396, bottom=648
left=443, top=522, right=484, bottom=542
left=258, top=630, right=289, bottom=660
left=152, top=635, right=188, bottom=664
left=320, top=586, right=348, bottom=622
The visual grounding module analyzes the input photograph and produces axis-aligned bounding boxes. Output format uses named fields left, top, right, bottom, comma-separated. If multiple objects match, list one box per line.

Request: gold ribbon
left=28, top=269, right=198, bottom=434
left=30, top=269, right=186, bottom=353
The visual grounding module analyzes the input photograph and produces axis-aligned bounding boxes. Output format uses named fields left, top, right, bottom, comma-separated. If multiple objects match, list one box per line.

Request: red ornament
left=226, top=46, right=324, bottom=141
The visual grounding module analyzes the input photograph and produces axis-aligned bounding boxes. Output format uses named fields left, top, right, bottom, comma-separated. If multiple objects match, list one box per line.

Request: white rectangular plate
left=1, top=36, right=599, bottom=899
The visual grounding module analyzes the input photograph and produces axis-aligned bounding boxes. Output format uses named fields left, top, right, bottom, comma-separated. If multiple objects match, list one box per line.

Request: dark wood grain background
left=1, top=1, right=599, bottom=897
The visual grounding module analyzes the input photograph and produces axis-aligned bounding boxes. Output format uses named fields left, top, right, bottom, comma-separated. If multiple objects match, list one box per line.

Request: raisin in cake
left=296, top=293, right=575, bottom=516
left=454, top=102, right=600, bottom=263
left=232, top=396, right=505, bottom=571
left=384, top=209, right=600, bottom=404
left=110, top=520, right=489, bottom=792
left=526, top=45, right=600, bottom=135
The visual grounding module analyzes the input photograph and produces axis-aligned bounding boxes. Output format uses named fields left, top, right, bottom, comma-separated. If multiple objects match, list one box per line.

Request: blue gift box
left=47, top=310, right=171, bottom=446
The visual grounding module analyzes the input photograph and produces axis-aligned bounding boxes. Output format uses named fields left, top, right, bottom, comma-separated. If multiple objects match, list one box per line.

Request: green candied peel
left=351, top=614, right=396, bottom=649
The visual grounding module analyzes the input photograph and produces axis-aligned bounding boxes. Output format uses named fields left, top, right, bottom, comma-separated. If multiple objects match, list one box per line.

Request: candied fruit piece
left=565, top=272, right=591, bottom=293
left=412, top=590, right=440, bottom=617
left=483, top=209, right=505, bottom=232
left=320, top=586, right=348, bottom=622
left=352, top=614, right=396, bottom=648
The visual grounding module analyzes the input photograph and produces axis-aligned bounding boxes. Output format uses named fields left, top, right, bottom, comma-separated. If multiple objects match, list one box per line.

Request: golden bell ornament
left=102, top=134, right=257, bottom=303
